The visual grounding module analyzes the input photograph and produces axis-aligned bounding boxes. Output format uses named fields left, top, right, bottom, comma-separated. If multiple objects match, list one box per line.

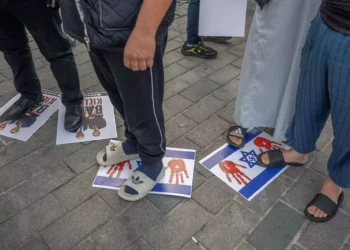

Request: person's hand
left=124, top=30, right=156, bottom=71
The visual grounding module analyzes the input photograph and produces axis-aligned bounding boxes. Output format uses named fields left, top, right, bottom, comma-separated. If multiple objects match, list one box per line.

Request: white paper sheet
left=0, top=90, right=60, bottom=141
left=199, top=0, right=248, bottom=37
left=56, top=92, right=117, bottom=145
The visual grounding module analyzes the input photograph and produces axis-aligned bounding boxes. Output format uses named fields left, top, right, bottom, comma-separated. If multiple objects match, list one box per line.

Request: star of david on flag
left=239, top=150, right=258, bottom=168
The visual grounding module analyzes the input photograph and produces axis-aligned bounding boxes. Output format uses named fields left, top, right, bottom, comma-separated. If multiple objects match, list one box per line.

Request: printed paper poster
left=0, top=90, right=59, bottom=141
left=200, top=128, right=290, bottom=201
left=56, top=92, right=117, bottom=145
left=93, top=147, right=196, bottom=198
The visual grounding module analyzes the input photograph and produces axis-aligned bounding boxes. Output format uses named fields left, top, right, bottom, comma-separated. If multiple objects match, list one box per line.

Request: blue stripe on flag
left=94, top=176, right=126, bottom=188
left=165, top=150, right=196, bottom=160
left=202, top=128, right=263, bottom=170
left=239, top=166, right=286, bottom=199
left=152, top=183, right=192, bottom=195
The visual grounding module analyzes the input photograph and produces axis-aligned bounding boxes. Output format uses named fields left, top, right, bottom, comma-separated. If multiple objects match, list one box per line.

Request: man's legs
left=8, top=0, right=83, bottom=131
left=0, top=10, right=43, bottom=118
left=181, top=0, right=217, bottom=59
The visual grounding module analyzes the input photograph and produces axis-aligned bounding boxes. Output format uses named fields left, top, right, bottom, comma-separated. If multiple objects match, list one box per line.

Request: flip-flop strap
left=308, top=193, right=341, bottom=217
left=263, top=150, right=285, bottom=166
left=227, top=126, right=247, bottom=140
left=123, top=171, right=156, bottom=195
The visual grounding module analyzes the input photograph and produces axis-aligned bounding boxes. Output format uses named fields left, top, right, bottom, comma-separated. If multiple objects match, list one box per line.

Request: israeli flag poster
left=93, top=147, right=196, bottom=198
left=200, top=128, right=290, bottom=201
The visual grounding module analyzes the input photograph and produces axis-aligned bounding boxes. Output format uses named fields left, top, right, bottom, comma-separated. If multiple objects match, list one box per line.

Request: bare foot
left=260, top=149, right=308, bottom=165
left=307, top=177, right=342, bottom=218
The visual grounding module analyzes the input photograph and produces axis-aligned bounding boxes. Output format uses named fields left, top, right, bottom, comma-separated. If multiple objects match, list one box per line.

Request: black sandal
left=226, top=125, right=247, bottom=148
left=257, top=150, right=306, bottom=168
left=304, top=192, right=344, bottom=222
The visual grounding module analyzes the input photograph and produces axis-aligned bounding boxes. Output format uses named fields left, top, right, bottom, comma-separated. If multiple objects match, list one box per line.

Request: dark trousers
left=187, top=0, right=200, bottom=45
left=89, top=36, right=168, bottom=165
left=287, top=13, right=350, bottom=188
left=0, top=0, right=82, bottom=106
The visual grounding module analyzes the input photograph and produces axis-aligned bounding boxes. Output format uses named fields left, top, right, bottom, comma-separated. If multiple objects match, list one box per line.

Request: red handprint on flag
left=219, top=161, right=251, bottom=185
left=166, top=159, right=189, bottom=184
left=254, top=137, right=283, bottom=153
left=106, top=160, right=132, bottom=178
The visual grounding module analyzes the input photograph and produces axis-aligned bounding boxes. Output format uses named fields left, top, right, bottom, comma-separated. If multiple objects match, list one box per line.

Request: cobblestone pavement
left=0, top=2, right=349, bottom=250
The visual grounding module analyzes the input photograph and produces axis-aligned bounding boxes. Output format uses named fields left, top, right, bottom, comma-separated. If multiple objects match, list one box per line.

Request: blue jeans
left=187, top=0, right=200, bottom=45
left=286, top=13, right=350, bottom=188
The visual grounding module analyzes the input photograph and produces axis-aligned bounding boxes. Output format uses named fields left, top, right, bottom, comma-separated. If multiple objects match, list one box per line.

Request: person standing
left=227, top=0, right=322, bottom=148
left=258, top=0, right=350, bottom=222
left=56, top=0, right=176, bottom=201
left=181, top=0, right=218, bottom=59
left=0, top=0, right=83, bottom=132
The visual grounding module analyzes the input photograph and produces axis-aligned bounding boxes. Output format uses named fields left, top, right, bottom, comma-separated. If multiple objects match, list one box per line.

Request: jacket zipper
left=74, top=0, right=91, bottom=51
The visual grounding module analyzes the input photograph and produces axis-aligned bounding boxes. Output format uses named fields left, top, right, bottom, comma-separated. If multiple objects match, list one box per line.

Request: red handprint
left=105, top=160, right=132, bottom=178
left=219, top=160, right=251, bottom=185
left=166, top=159, right=189, bottom=184
left=254, top=137, right=282, bottom=153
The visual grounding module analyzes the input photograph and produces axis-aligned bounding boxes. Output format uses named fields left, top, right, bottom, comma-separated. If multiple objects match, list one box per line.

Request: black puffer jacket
left=57, top=0, right=176, bottom=50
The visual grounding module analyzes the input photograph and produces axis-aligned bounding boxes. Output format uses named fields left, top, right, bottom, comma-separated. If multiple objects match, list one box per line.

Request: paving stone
left=192, top=171, right=206, bottom=191
left=0, top=67, right=14, bottom=79
left=206, top=42, right=234, bottom=54
left=298, top=210, right=350, bottom=250
left=0, top=195, right=66, bottom=250
left=169, top=137, right=201, bottom=152
left=42, top=197, right=114, bottom=250
left=77, top=62, right=95, bottom=78
left=73, top=43, right=88, bottom=55
left=283, top=151, right=319, bottom=180
left=18, top=237, right=50, bottom=250
left=72, top=239, right=100, bottom=250
left=290, top=245, right=304, bottom=250
left=80, top=74, right=100, bottom=91
left=63, top=139, right=109, bottom=174
left=184, top=95, right=226, bottom=123
left=20, top=142, right=82, bottom=174
left=204, top=52, right=238, bottom=70
left=145, top=200, right=211, bottom=250
left=177, top=56, right=206, bottom=69
left=282, top=169, right=325, bottom=212
left=0, top=136, right=43, bottom=168
left=165, top=63, right=188, bottom=82
left=235, top=175, right=292, bottom=216
left=165, top=114, right=197, bottom=144
left=217, top=100, right=235, bottom=123
left=193, top=176, right=236, bottom=214
left=164, top=51, right=185, bottom=67
left=31, top=49, right=43, bottom=59
left=0, top=194, right=15, bottom=224
left=53, top=166, right=100, bottom=211
left=37, top=66, right=54, bottom=81
left=147, top=194, right=183, bottom=214
left=186, top=115, right=230, bottom=148
left=7, top=162, right=75, bottom=210
left=209, top=65, right=240, bottom=85
left=164, top=77, right=190, bottom=100
left=316, top=121, right=333, bottom=151
left=84, top=83, right=106, bottom=93
left=35, top=118, right=58, bottom=144
left=344, top=244, right=350, bottom=250
left=93, top=199, right=162, bottom=250
left=229, top=42, right=246, bottom=57
left=34, top=58, right=48, bottom=70
left=247, top=202, right=305, bottom=250
left=195, top=137, right=227, bottom=178
left=165, top=40, right=183, bottom=53
left=98, top=189, right=133, bottom=214
left=197, top=201, right=258, bottom=250
left=163, top=94, right=193, bottom=121
left=311, top=142, right=331, bottom=176
left=236, top=241, right=256, bottom=250
left=213, top=77, right=239, bottom=103
left=127, top=239, right=154, bottom=250
left=180, top=78, right=220, bottom=102
left=0, top=73, right=5, bottom=83
left=181, top=240, right=201, bottom=250
left=168, top=29, right=182, bottom=41
left=232, top=58, right=243, bottom=68
left=179, top=64, right=216, bottom=85
left=75, top=52, right=91, bottom=65
left=0, top=160, right=30, bottom=193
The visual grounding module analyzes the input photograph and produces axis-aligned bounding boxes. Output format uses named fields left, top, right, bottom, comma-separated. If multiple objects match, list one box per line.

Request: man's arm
left=124, top=0, right=173, bottom=71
